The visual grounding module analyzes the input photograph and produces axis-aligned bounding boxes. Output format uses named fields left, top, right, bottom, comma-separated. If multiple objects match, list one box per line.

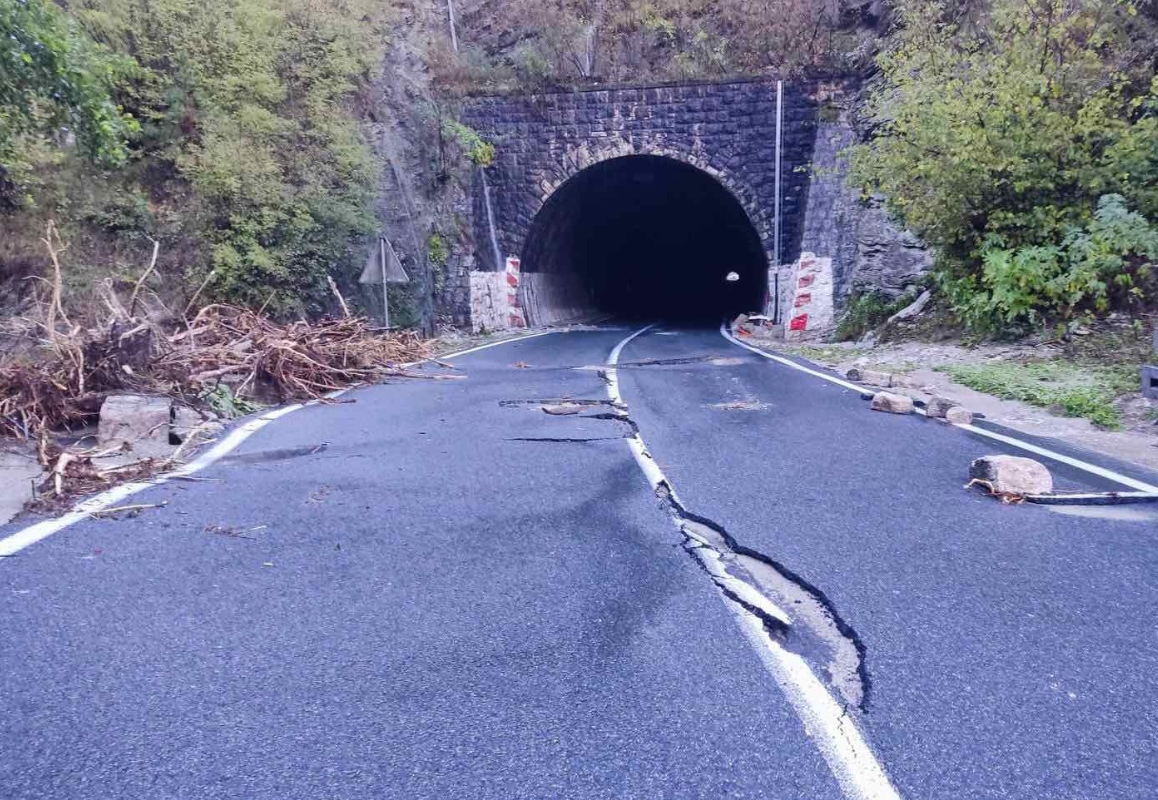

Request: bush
left=850, top=0, right=1158, bottom=331
left=949, top=195, right=1158, bottom=330
left=835, top=292, right=911, bottom=341
left=0, top=0, right=137, bottom=204
left=2, top=0, right=389, bottom=317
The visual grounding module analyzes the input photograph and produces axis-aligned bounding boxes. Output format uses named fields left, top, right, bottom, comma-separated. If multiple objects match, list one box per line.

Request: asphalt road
left=2, top=326, right=1156, bottom=799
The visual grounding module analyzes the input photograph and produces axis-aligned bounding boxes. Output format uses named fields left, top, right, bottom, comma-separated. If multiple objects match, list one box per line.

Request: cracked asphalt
left=2, top=326, right=1157, bottom=799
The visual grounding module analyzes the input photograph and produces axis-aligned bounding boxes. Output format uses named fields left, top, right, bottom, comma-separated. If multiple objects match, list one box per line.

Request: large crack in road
left=592, top=338, right=873, bottom=717
left=501, top=357, right=871, bottom=713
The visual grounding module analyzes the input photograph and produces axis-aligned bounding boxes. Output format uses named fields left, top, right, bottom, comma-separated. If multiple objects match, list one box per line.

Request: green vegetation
left=939, top=361, right=1139, bottom=428
left=2, top=0, right=390, bottom=316
left=834, top=292, right=912, bottom=341
left=851, top=0, right=1158, bottom=333
left=435, top=0, right=873, bottom=92
left=1, top=0, right=137, bottom=201
left=200, top=383, right=262, bottom=418
left=441, top=120, right=494, bottom=167
left=426, top=232, right=449, bottom=267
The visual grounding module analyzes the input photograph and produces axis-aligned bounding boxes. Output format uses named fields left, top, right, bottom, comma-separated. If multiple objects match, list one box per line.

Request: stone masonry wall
left=798, top=95, right=932, bottom=309
left=460, top=80, right=817, bottom=284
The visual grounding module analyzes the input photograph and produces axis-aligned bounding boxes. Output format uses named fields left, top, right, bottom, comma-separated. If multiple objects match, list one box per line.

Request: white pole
left=773, top=80, right=783, bottom=323
left=380, top=237, right=390, bottom=328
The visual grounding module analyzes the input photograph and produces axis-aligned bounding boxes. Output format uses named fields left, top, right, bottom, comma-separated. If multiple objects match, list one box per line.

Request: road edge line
left=0, top=328, right=558, bottom=560
left=609, top=325, right=901, bottom=800
left=719, top=323, right=1158, bottom=494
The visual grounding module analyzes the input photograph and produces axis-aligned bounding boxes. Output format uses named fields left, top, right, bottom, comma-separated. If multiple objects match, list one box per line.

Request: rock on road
left=1, top=325, right=1157, bottom=800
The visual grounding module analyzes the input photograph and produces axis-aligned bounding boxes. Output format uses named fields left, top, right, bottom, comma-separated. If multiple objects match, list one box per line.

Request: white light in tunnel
left=725, top=271, right=740, bottom=282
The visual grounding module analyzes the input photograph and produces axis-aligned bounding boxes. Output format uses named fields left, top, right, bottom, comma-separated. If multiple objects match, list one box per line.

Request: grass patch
left=938, top=361, right=1138, bottom=429
left=835, top=293, right=901, bottom=341
left=791, top=345, right=857, bottom=364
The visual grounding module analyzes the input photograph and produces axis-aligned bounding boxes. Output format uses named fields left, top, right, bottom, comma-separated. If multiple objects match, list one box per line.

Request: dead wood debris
left=1, top=304, right=432, bottom=442
left=965, top=478, right=1026, bottom=504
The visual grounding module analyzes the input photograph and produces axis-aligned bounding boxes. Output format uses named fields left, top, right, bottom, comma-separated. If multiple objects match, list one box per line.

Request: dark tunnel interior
left=521, top=156, right=767, bottom=324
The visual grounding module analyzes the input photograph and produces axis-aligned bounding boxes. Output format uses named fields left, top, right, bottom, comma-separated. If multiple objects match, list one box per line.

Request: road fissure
left=605, top=324, right=902, bottom=800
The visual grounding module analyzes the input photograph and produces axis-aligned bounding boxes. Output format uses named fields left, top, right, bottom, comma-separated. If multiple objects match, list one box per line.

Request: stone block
left=945, top=406, right=974, bottom=425
left=926, top=396, right=957, bottom=419
left=99, top=394, right=172, bottom=449
left=1142, top=365, right=1158, bottom=400
left=870, top=392, right=915, bottom=414
left=846, top=368, right=891, bottom=387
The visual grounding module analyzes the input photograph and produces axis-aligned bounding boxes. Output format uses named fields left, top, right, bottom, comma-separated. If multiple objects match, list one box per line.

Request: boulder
left=926, top=396, right=957, bottom=419
left=98, top=395, right=172, bottom=450
left=870, top=391, right=915, bottom=414
left=946, top=406, right=974, bottom=425
left=969, top=455, right=1053, bottom=496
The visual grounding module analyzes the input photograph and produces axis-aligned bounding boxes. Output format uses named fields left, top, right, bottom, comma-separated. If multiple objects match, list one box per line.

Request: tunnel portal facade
left=459, top=80, right=817, bottom=327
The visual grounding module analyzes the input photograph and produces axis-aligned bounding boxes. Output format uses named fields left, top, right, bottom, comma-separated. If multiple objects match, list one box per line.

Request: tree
left=0, top=0, right=136, bottom=204
left=849, top=0, right=1158, bottom=329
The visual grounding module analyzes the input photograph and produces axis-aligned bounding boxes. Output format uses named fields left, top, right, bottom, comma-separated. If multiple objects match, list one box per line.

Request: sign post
left=359, top=235, right=410, bottom=328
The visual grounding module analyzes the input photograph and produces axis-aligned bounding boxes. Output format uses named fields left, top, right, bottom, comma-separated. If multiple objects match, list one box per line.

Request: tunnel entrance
left=520, top=155, right=767, bottom=325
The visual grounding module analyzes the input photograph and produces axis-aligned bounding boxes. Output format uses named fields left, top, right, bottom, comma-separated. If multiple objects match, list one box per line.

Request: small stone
left=969, top=455, right=1053, bottom=496
left=542, top=403, right=582, bottom=416
left=926, top=396, right=957, bottom=419
left=946, top=406, right=974, bottom=425
left=847, top=368, right=892, bottom=387
left=870, top=391, right=915, bottom=414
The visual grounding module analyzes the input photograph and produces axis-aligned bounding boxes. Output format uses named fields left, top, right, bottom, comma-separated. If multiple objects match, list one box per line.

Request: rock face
left=99, top=395, right=172, bottom=451
left=870, top=391, right=915, bottom=414
left=852, top=198, right=933, bottom=299
left=795, top=93, right=933, bottom=310
left=969, top=455, right=1053, bottom=496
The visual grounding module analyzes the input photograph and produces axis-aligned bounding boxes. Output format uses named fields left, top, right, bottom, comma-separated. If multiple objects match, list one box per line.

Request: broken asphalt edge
left=0, top=328, right=561, bottom=560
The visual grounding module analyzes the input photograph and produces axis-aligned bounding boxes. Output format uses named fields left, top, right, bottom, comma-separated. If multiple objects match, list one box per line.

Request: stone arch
left=457, top=79, right=818, bottom=327
left=518, top=152, right=769, bottom=325
left=529, top=141, right=775, bottom=265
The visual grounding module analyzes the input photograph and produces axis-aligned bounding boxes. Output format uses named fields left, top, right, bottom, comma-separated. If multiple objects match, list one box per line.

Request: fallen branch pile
left=155, top=305, right=429, bottom=401
left=0, top=304, right=433, bottom=441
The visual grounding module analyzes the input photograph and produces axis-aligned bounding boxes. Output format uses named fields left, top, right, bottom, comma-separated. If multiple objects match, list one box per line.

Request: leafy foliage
left=850, top=0, right=1158, bottom=331
left=0, top=0, right=137, bottom=204
left=2, top=0, right=390, bottom=316
left=437, top=0, right=878, bottom=91
left=834, top=291, right=912, bottom=341
left=441, top=119, right=494, bottom=167
left=426, top=231, right=449, bottom=267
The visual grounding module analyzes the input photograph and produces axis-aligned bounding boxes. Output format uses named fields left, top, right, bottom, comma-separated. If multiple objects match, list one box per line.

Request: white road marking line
left=427, top=329, right=558, bottom=363
left=0, top=328, right=560, bottom=560
left=608, top=325, right=902, bottom=800
left=719, top=323, right=1158, bottom=494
